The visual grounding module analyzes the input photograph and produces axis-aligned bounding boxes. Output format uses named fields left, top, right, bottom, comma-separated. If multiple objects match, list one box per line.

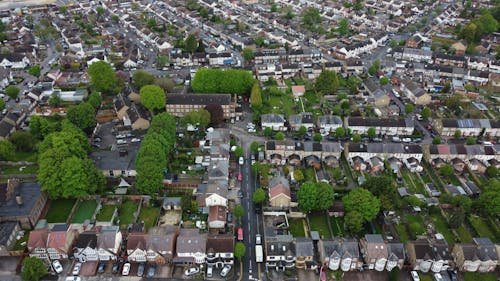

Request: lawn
left=9, top=151, right=38, bottom=162
left=457, top=225, right=473, bottom=243
left=430, top=213, right=456, bottom=244
left=308, top=213, right=331, bottom=239
left=138, top=206, right=160, bottom=230
left=419, top=273, right=434, bottom=281
left=71, top=200, right=98, bottom=223
left=401, top=169, right=425, bottom=194
left=395, top=224, right=409, bottom=243
left=464, top=272, right=497, bottom=281
left=45, top=199, right=76, bottom=223
left=117, top=200, right=139, bottom=228
left=96, top=204, right=116, bottom=221
left=303, top=168, right=317, bottom=182
left=0, top=165, right=38, bottom=175
left=288, top=219, right=306, bottom=237
left=469, top=216, right=497, bottom=242
left=330, top=217, right=344, bottom=236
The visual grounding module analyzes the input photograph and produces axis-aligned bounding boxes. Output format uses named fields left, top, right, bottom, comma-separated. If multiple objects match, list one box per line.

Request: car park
left=122, top=263, right=130, bottom=276
left=184, top=267, right=200, bottom=276
left=220, top=265, right=231, bottom=277
left=52, top=260, right=63, bottom=274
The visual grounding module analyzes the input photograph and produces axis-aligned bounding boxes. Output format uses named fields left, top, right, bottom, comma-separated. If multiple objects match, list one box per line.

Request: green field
left=288, top=219, right=306, bottom=237
left=469, top=216, right=497, bottom=242
left=330, top=217, right=344, bottom=237
left=117, top=200, right=139, bottom=228
left=96, top=205, right=116, bottom=221
left=138, top=206, right=160, bottom=230
left=464, top=272, right=497, bottom=281
left=0, top=165, right=38, bottom=175
left=309, top=213, right=331, bottom=239
left=457, top=225, right=473, bottom=243
left=430, top=213, right=456, bottom=244
left=45, top=199, right=76, bottom=223
left=71, top=200, right=98, bottom=223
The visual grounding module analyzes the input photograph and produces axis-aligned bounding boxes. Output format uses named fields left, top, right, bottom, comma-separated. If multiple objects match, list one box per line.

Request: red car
left=237, top=172, right=242, bottom=182
left=237, top=228, right=243, bottom=241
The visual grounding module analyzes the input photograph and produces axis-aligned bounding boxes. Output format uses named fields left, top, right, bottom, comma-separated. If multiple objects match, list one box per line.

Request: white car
left=411, top=271, right=420, bottom=281
left=52, top=260, right=63, bottom=274
left=72, top=262, right=81, bottom=275
left=238, top=157, right=244, bottom=165
left=248, top=128, right=256, bottom=133
left=122, top=263, right=130, bottom=276
left=117, top=139, right=127, bottom=145
left=220, top=265, right=231, bottom=277
left=184, top=267, right=200, bottom=276
left=256, top=234, right=261, bottom=245
left=130, top=138, right=141, bottom=143
left=65, top=277, right=81, bottom=281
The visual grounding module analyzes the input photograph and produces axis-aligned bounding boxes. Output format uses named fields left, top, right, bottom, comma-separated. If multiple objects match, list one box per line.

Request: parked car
left=65, top=277, right=81, bottom=281
left=147, top=264, right=156, bottom=277
left=237, top=228, right=243, bottom=241
left=97, top=262, right=106, bottom=273
left=411, top=271, right=420, bottom=281
left=237, top=172, right=242, bottom=182
left=220, top=265, right=231, bottom=277
left=238, top=157, right=244, bottom=165
left=112, top=261, right=120, bottom=274
left=256, top=234, right=261, bottom=245
left=122, top=263, right=130, bottom=276
left=184, top=267, right=200, bottom=276
left=52, top=260, right=63, bottom=274
left=206, top=266, right=213, bottom=278
left=117, top=139, right=127, bottom=145
left=130, top=138, right=141, bottom=143
left=137, top=263, right=145, bottom=277
left=237, top=190, right=243, bottom=198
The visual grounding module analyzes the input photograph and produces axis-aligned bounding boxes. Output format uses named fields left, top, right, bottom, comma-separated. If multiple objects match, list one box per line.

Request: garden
left=288, top=218, right=306, bottom=237
left=71, top=200, right=98, bottom=223
left=96, top=204, right=116, bottom=221
left=45, top=199, right=76, bottom=223
left=138, top=206, right=161, bottom=230
left=308, top=213, right=332, bottom=239
left=117, top=200, right=139, bottom=228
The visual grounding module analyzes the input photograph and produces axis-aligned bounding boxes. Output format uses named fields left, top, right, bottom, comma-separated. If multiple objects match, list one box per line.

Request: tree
left=96, top=5, right=105, bottom=16
left=140, top=85, right=165, bottom=113
left=234, top=242, right=246, bottom=261
left=448, top=208, right=465, bottom=229
left=87, top=92, right=102, bottom=109
left=111, top=14, right=119, bottom=22
left=352, top=133, right=361, bottom=143
left=21, top=257, right=47, bottom=281
left=154, top=77, right=175, bottom=93
left=132, top=70, right=155, bottom=90
left=432, top=138, right=442, bottom=144
left=466, top=136, right=476, bottom=145
left=379, top=77, right=389, bottom=86
left=405, top=104, right=414, bottom=114
left=88, top=61, right=118, bottom=95
left=0, top=98, right=5, bottom=111
left=367, top=127, right=376, bottom=139
left=250, top=82, right=262, bottom=109
left=147, top=18, right=156, bottom=28
left=234, top=205, right=244, bottom=220
left=0, top=140, right=15, bottom=160
left=389, top=40, right=398, bottom=48
left=313, top=133, right=323, bottom=141
left=29, top=115, right=57, bottom=140
left=234, top=147, right=244, bottom=158
left=9, top=131, right=35, bottom=152
left=204, top=104, right=224, bottom=125
left=454, top=129, right=462, bottom=139
left=242, top=47, right=254, bottom=62
left=48, top=94, right=63, bottom=107
left=270, top=3, right=278, bottom=12
left=253, top=188, right=266, bottom=204
left=486, top=166, right=499, bottom=178
left=332, top=168, right=343, bottom=182
left=191, top=68, right=254, bottom=95
left=293, top=169, right=304, bottom=182
left=185, top=33, right=198, bottom=54
left=28, top=65, right=41, bottom=77
left=181, top=109, right=210, bottom=129
left=5, top=85, right=19, bottom=99
left=337, top=18, right=350, bottom=35
left=421, top=107, right=431, bottom=120
left=196, top=39, right=205, bottom=52
left=250, top=141, right=259, bottom=154
left=452, top=195, right=472, bottom=214
left=302, top=7, right=322, bottom=31
left=264, top=127, right=273, bottom=138
left=368, top=65, right=377, bottom=76
left=275, top=131, right=285, bottom=140
left=297, top=182, right=317, bottom=213
left=315, top=70, right=340, bottom=95
left=441, top=81, right=451, bottom=93
left=343, top=188, right=380, bottom=222
left=297, top=126, right=307, bottom=138
left=316, top=182, right=335, bottom=210
left=335, top=127, right=345, bottom=137
left=345, top=211, right=364, bottom=233
left=67, top=102, right=96, bottom=131
left=439, top=164, right=454, bottom=178
left=477, top=180, right=500, bottom=218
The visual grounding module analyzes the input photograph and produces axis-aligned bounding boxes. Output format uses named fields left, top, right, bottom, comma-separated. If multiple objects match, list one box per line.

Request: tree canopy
left=0, top=140, right=15, bottom=161
left=234, top=242, right=246, bottom=261
left=88, top=61, right=119, bottom=95
left=242, top=47, right=254, bottom=62
left=140, top=85, right=166, bottom=113
left=234, top=205, right=244, bottom=219
left=9, top=131, right=35, bottom=152
left=5, top=85, right=19, bottom=99
left=315, top=70, right=340, bottom=95
left=87, top=92, right=102, bottom=109
left=28, top=65, right=41, bottom=77
left=253, top=188, right=266, bottom=204
left=67, top=102, right=96, bottom=131
left=21, top=257, right=47, bottom=281
left=132, top=70, right=155, bottom=90
left=181, top=109, right=210, bottom=129
left=477, top=179, right=500, bottom=218
left=343, top=188, right=380, bottom=222
left=302, top=7, right=322, bottom=32
left=192, top=68, right=255, bottom=95
left=297, top=181, right=335, bottom=213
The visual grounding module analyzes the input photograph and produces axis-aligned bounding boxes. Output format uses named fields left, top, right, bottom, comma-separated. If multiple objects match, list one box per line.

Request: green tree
left=88, top=61, right=118, bottom=95
left=0, top=140, right=15, bottom=160
left=132, top=70, right=155, bottom=90
left=21, top=257, right=47, bottom=281
left=0, top=98, right=5, bottom=111
left=154, top=77, right=175, bottom=93
left=337, top=18, right=350, bottom=35
left=234, top=205, right=244, bottom=220
left=448, top=208, right=465, bottom=229
left=379, top=77, right=389, bottom=86
left=253, top=188, right=266, bottom=204
left=486, top=166, right=499, bottom=178
left=185, top=33, right=198, bottom=54
left=293, top=169, right=304, bottom=182
left=466, top=136, right=477, bottom=145
left=297, top=126, right=307, bottom=137
left=28, top=65, right=41, bottom=77
left=432, top=138, right=441, bottom=144
left=345, top=211, right=364, bottom=233
left=454, top=129, right=462, bottom=139
left=439, top=164, right=454, bottom=177
left=250, top=82, right=262, bottom=109
left=96, top=5, right=105, bottom=15
left=196, top=39, right=205, bottom=52
left=367, top=127, right=376, bottom=139
left=48, top=94, right=63, bottom=107
left=5, top=85, right=20, bottom=99
left=234, top=242, right=246, bottom=261
left=191, top=68, right=254, bottom=95
left=111, top=14, right=119, bottom=22
left=389, top=40, right=398, bottom=48
left=335, top=127, right=345, bottom=137
left=316, top=182, right=335, bottom=210
left=297, top=182, right=317, bottom=213
left=477, top=180, right=500, bottom=218
left=234, top=147, right=244, bottom=158
left=181, top=109, right=210, bottom=129
left=264, top=127, right=273, bottom=138
left=313, top=133, right=322, bottom=141
left=250, top=141, right=259, bottom=154
left=302, top=7, right=322, bottom=31
left=275, top=131, right=285, bottom=140
left=405, top=104, right=414, bottom=114
left=242, top=47, right=254, bottom=62
left=421, top=107, right=431, bottom=120
left=147, top=18, right=156, bottom=28
left=29, top=115, right=57, bottom=140
left=9, top=131, right=35, bottom=152
left=343, top=188, right=380, bottom=222
left=441, top=81, right=451, bottom=93
left=332, top=168, right=343, bottom=182
left=270, top=3, right=278, bottom=12
left=315, top=70, right=340, bottom=95
left=67, top=102, right=96, bottom=131
left=352, top=133, right=361, bottom=143
left=368, top=65, right=377, bottom=76
left=140, top=85, right=165, bottom=113
left=87, top=92, right=102, bottom=109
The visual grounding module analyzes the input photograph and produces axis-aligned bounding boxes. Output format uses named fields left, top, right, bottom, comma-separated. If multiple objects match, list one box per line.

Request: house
left=268, top=176, right=291, bottom=208
left=124, top=104, right=150, bottom=130
left=97, top=225, right=122, bottom=261
left=318, top=115, right=343, bottom=133
left=0, top=121, right=15, bottom=140
left=127, top=231, right=147, bottom=263
left=53, top=89, right=88, bottom=102
left=0, top=53, right=30, bottom=69
left=289, top=112, right=314, bottom=131
left=406, top=239, right=452, bottom=273
left=47, top=224, right=77, bottom=260
left=173, top=229, right=207, bottom=265
left=146, top=226, right=178, bottom=264
left=208, top=205, right=227, bottom=229
left=432, top=119, right=486, bottom=138
left=294, top=238, right=315, bottom=269
left=0, top=68, right=12, bottom=89
left=0, top=221, right=21, bottom=256
left=452, top=238, right=498, bottom=272
left=90, top=147, right=137, bottom=177
left=206, top=233, right=234, bottom=268
left=166, top=93, right=238, bottom=119
left=291, top=85, right=306, bottom=98
left=265, top=238, right=295, bottom=271
left=319, top=238, right=362, bottom=271
left=345, top=117, right=414, bottom=136
left=346, top=143, right=423, bottom=170
left=401, top=79, right=431, bottom=105
left=386, top=242, right=405, bottom=271
left=425, top=183, right=441, bottom=197
left=261, top=114, right=286, bottom=131
left=0, top=180, right=47, bottom=229
left=74, top=230, right=98, bottom=263
left=28, top=228, right=49, bottom=260
left=114, top=93, right=131, bottom=119
left=360, top=234, right=388, bottom=271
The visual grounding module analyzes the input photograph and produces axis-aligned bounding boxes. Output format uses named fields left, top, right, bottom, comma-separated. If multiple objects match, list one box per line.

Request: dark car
left=97, top=261, right=106, bottom=273
left=112, top=262, right=120, bottom=274
left=147, top=264, right=156, bottom=277
left=137, top=263, right=145, bottom=277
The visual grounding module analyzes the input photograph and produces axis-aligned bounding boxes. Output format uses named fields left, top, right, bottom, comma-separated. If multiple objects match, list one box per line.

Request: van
left=433, top=273, right=444, bottom=281
left=206, top=266, right=213, bottom=278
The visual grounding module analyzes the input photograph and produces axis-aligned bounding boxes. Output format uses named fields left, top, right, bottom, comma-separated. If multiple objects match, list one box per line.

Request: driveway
left=297, top=269, right=317, bottom=281
left=343, top=271, right=387, bottom=281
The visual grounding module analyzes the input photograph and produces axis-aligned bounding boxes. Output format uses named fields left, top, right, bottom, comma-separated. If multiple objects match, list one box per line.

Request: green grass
left=308, top=213, right=331, bottom=239
left=71, top=200, right=98, bottom=223
left=464, top=272, right=498, bottom=281
left=9, top=151, right=38, bottom=162
left=96, top=205, right=116, bottom=221
left=45, top=199, right=76, bottom=223
left=449, top=173, right=462, bottom=186
left=0, top=165, right=38, bottom=175
left=395, top=224, right=409, bottom=243
left=117, top=200, right=139, bottom=228
left=138, top=206, right=160, bottom=230
left=457, top=225, right=473, bottom=242
left=269, top=96, right=281, bottom=108
left=330, top=217, right=344, bottom=236
left=13, top=230, right=30, bottom=251
left=419, top=273, right=434, bottom=281
left=303, top=168, right=317, bottom=182
left=288, top=219, right=306, bottom=237
left=430, top=213, right=456, bottom=244
left=469, top=216, right=497, bottom=241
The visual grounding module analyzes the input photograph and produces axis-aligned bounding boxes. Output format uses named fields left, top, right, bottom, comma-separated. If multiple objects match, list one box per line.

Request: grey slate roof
left=90, top=147, right=137, bottom=171
left=0, top=182, right=44, bottom=218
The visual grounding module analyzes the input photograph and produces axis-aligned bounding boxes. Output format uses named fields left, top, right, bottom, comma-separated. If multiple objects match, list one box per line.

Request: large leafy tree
left=9, top=131, right=35, bottom=152
left=315, top=70, right=339, bottom=95
left=87, top=92, right=102, bottom=109
left=250, top=141, right=259, bottom=154
left=0, top=98, right=5, bottom=111
left=234, top=242, right=246, bottom=261
left=0, top=140, right=15, bottom=160
left=181, top=109, right=210, bottom=129
left=154, top=77, right=175, bottom=93
left=5, top=85, right=20, bottom=99
left=343, top=188, right=380, bottom=222
left=477, top=180, right=500, bottom=218
left=67, top=102, right=96, bottom=131
left=297, top=182, right=317, bottom=213
left=28, top=65, right=41, bottom=77
left=88, top=61, right=119, bottom=95
left=234, top=205, right=244, bottom=220
left=253, top=188, right=266, bottom=204
left=132, top=70, right=155, bottom=90
left=316, top=182, right=335, bottom=210
left=191, top=68, right=254, bottom=95
left=21, top=257, right=47, bottom=281
left=336, top=17, right=350, bottom=35
left=29, top=115, right=58, bottom=140
left=302, top=7, right=322, bottom=31
left=140, top=85, right=166, bottom=113
left=185, top=33, right=198, bottom=54
left=242, top=47, right=254, bottom=62
left=345, top=210, right=364, bottom=233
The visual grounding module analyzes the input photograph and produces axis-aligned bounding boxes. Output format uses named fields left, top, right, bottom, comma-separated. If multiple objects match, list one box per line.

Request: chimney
left=15, top=193, right=23, bottom=206
left=6, top=178, right=21, bottom=200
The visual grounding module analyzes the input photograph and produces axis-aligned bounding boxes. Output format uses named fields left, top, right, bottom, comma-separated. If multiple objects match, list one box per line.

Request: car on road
left=147, top=264, right=156, bottom=277
left=97, top=261, right=106, bottom=273
left=251, top=155, right=256, bottom=165
left=256, top=234, right=261, bottom=245
left=52, top=260, right=63, bottom=274
left=112, top=261, right=120, bottom=274
left=237, top=190, right=243, bottom=198
left=237, top=228, right=243, bottom=241
left=184, top=267, right=200, bottom=276
left=137, top=263, right=145, bottom=277
left=248, top=128, right=256, bottom=133
left=411, top=271, right=420, bottom=281
left=122, top=263, right=130, bottom=276
left=72, top=262, right=82, bottom=275
left=239, top=157, right=244, bottom=165
left=237, top=172, right=242, bottom=181
left=117, top=139, right=127, bottom=145
left=220, top=265, right=231, bottom=277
